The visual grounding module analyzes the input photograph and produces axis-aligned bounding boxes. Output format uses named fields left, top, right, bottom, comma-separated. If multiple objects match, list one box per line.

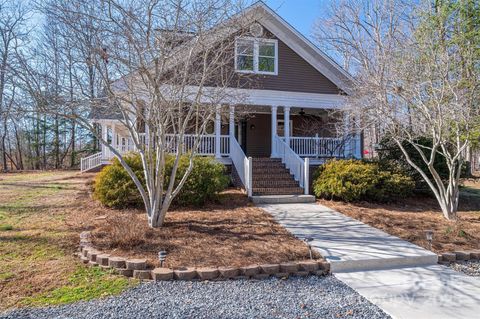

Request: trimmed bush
left=93, top=154, right=145, bottom=208
left=93, top=153, right=229, bottom=208
left=165, top=155, right=230, bottom=206
left=313, top=159, right=414, bottom=202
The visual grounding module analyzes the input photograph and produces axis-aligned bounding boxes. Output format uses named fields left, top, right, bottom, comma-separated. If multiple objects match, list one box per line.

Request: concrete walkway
left=260, top=202, right=480, bottom=319
left=260, top=203, right=438, bottom=272
left=336, top=265, right=480, bottom=319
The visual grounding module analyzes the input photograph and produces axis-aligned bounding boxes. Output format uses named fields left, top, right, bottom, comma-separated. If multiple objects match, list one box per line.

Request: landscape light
left=303, top=237, right=314, bottom=260
left=425, top=230, right=434, bottom=250
left=158, top=250, right=167, bottom=267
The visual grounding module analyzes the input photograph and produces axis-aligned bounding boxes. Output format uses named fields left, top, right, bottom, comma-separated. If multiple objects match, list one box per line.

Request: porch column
left=343, top=112, right=351, bottom=158
left=354, top=113, right=362, bottom=159
left=111, top=122, right=116, bottom=151
left=215, top=104, right=221, bottom=158
left=229, top=105, right=235, bottom=138
left=284, top=106, right=290, bottom=146
left=101, top=122, right=108, bottom=159
left=271, top=105, right=278, bottom=157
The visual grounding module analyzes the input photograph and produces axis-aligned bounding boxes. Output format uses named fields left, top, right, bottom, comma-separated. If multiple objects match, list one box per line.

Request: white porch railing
left=285, top=135, right=361, bottom=159
left=274, top=135, right=309, bottom=194
left=80, top=152, right=102, bottom=172
left=230, top=136, right=252, bottom=196
left=164, top=134, right=230, bottom=156
left=103, top=134, right=230, bottom=159
left=288, top=136, right=344, bottom=157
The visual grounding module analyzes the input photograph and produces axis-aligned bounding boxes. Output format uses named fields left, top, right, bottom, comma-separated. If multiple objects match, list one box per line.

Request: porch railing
left=80, top=152, right=103, bottom=172
left=105, top=133, right=230, bottom=158
left=287, top=136, right=344, bottom=158
left=274, top=135, right=309, bottom=194
left=230, top=136, right=252, bottom=196
left=165, top=134, right=229, bottom=156
left=284, top=135, right=361, bottom=159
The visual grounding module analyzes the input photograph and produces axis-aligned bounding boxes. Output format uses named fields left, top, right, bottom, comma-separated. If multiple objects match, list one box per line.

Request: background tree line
left=0, top=0, right=103, bottom=171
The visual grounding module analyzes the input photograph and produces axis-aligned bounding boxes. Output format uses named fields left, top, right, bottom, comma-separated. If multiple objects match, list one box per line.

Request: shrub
left=93, top=153, right=229, bottom=208
left=93, top=154, right=145, bottom=208
left=165, top=155, right=230, bottom=206
left=313, top=159, right=414, bottom=202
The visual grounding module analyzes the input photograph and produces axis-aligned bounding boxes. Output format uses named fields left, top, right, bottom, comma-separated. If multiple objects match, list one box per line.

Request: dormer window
left=235, top=37, right=278, bottom=75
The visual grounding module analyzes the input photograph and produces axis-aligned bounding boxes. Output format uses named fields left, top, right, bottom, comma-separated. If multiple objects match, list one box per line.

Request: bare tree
left=33, top=0, right=253, bottom=227
left=0, top=0, right=30, bottom=171
left=316, top=0, right=480, bottom=220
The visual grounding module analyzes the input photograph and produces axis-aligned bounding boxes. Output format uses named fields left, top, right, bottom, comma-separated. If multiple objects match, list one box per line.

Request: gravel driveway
left=1, top=276, right=390, bottom=319
left=449, top=260, right=480, bottom=277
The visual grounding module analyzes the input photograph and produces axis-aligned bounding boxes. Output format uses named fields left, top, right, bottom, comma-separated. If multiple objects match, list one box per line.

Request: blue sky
left=28, top=0, right=327, bottom=42
left=262, top=0, right=328, bottom=39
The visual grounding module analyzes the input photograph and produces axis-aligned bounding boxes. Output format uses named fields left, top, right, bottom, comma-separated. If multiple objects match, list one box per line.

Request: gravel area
left=449, top=260, right=480, bottom=277
left=1, top=276, right=390, bottom=319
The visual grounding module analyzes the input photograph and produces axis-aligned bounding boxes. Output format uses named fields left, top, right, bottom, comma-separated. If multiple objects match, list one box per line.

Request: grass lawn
left=0, top=171, right=136, bottom=311
left=318, top=180, right=480, bottom=254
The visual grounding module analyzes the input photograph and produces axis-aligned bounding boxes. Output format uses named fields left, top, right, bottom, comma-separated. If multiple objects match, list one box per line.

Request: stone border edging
left=438, top=250, right=480, bottom=264
left=78, top=231, right=331, bottom=281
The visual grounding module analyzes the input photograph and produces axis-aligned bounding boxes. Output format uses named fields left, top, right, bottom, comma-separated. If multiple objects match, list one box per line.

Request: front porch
left=86, top=106, right=361, bottom=162
left=81, top=105, right=362, bottom=198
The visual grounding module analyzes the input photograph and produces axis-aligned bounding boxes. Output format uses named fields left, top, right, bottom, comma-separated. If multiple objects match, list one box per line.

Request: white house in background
left=80, top=1, right=361, bottom=200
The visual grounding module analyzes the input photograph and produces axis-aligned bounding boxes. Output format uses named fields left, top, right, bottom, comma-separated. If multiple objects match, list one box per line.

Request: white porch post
left=101, top=122, right=108, bottom=159
left=271, top=105, right=278, bottom=157
left=343, top=112, right=351, bottom=158
left=284, top=106, right=290, bottom=146
left=215, top=104, right=221, bottom=158
left=229, top=105, right=235, bottom=156
left=354, top=114, right=362, bottom=159
left=229, top=105, right=235, bottom=137
left=111, top=122, right=116, bottom=155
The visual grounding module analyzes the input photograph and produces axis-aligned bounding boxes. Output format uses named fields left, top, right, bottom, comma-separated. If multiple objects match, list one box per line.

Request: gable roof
left=247, top=1, right=353, bottom=94
left=112, top=1, right=354, bottom=96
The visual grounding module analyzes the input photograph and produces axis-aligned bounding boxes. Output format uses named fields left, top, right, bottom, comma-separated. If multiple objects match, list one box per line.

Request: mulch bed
left=318, top=195, right=480, bottom=254
left=81, top=187, right=318, bottom=269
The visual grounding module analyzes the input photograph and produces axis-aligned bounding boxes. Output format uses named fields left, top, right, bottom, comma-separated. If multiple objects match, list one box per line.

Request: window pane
left=259, top=43, right=275, bottom=57
left=258, top=57, right=275, bottom=72
left=236, top=40, right=254, bottom=56
left=237, top=55, right=254, bottom=71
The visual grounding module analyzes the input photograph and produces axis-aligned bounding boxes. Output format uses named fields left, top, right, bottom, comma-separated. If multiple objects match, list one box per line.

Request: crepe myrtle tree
left=317, top=0, right=480, bottom=220
left=32, top=0, right=255, bottom=227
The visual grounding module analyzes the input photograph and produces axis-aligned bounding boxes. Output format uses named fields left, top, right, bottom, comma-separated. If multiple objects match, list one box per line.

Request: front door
left=244, top=114, right=271, bottom=158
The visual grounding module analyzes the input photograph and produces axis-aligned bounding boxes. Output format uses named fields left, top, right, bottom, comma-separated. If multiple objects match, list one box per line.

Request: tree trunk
left=1, top=118, right=8, bottom=171
left=13, top=123, right=24, bottom=170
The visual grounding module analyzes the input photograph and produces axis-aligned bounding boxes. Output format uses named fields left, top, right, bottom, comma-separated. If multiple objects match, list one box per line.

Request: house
left=80, top=1, right=361, bottom=201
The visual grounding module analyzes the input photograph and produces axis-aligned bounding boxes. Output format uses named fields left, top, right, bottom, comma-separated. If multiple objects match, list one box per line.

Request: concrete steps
left=251, top=195, right=316, bottom=204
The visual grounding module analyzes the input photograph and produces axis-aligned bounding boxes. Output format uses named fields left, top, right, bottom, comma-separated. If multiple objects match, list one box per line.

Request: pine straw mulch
left=317, top=190, right=480, bottom=254
left=81, top=188, right=318, bottom=269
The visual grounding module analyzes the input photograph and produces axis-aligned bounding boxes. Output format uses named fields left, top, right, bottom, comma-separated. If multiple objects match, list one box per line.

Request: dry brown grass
left=2, top=171, right=315, bottom=309
left=91, top=189, right=318, bottom=269
left=318, top=191, right=480, bottom=253
left=0, top=172, right=133, bottom=310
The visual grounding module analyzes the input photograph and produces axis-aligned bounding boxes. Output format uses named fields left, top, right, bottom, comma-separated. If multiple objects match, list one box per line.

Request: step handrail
left=80, top=152, right=103, bottom=172
left=273, top=135, right=309, bottom=195
left=230, top=136, right=252, bottom=196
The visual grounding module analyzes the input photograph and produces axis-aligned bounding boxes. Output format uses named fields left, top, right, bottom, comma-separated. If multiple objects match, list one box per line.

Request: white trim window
left=235, top=37, right=278, bottom=75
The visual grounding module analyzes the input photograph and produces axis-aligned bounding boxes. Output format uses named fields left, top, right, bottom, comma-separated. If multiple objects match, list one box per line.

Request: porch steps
left=251, top=158, right=304, bottom=196
left=251, top=195, right=315, bottom=204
